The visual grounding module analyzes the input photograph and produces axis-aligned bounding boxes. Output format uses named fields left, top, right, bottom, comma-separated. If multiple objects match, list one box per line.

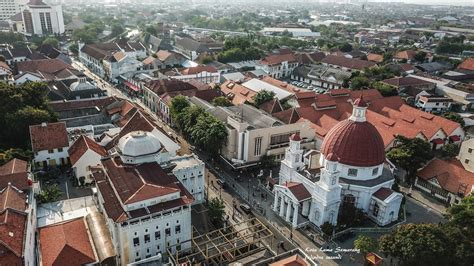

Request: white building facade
left=19, top=0, right=65, bottom=36
left=273, top=98, right=403, bottom=228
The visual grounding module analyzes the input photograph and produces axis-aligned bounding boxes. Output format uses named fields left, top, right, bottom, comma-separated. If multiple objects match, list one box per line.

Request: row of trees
left=170, top=96, right=228, bottom=155
left=0, top=82, right=57, bottom=150
left=217, top=36, right=265, bottom=63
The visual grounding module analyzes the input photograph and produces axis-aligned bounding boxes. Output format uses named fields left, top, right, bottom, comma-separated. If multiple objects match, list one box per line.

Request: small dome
left=321, top=119, right=385, bottom=167
left=70, top=78, right=94, bottom=91
left=117, top=131, right=161, bottom=157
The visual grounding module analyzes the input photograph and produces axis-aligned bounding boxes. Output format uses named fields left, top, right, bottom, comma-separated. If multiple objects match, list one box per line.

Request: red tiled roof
left=29, top=122, right=69, bottom=152
left=457, top=58, right=474, bottom=71
left=270, top=254, right=309, bottom=266
left=296, top=89, right=462, bottom=148
left=39, top=218, right=96, bottom=266
left=321, top=55, right=376, bottom=70
left=145, top=79, right=198, bottom=95
left=93, top=158, right=193, bottom=222
left=260, top=53, right=297, bottom=66
left=0, top=159, right=29, bottom=191
left=285, top=182, right=311, bottom=201
left=394, top=50, right=417, bottom=60
left=321, top=119, right=386, bottom=167
left=68, top=135, right=106, bottom=166
left=373, top=187, right=394, bottom=201
left=16, top=58, right=79, bottom=80
left=105, top=110, right=156, bottom=150
left=367, top=53, right=384, bottom=63
left=180, top=65, right=217, bottom=75
left=261, top=76, right=300, bottom=93
left=48, top=97, right=118, bottom=112
left=219, top=80, right=256, bottom=105
left=259, top=98, right=283, bottom=114
left=417, top=158, right=474, bottom=196
left=273, top=108, right=300, bottom=124
left=0, top=184, right=27, bottom=261
left=399, top=63, right=415, bottom=72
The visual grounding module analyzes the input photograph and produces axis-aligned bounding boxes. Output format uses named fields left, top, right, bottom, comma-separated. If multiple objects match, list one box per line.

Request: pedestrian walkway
left=400, top=186, right=447, bottom=214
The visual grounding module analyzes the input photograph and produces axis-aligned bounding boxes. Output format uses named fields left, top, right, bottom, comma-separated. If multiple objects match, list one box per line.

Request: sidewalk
left=399, top=186, right=447, bottom=214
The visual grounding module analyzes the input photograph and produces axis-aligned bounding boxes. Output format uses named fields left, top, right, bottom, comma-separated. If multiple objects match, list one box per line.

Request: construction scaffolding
left=167, top=218, right=274, bottom=265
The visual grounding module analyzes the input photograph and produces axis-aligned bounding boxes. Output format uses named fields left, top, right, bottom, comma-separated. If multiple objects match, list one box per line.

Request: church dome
left=117, top=131, right=162, bottom=157
left=320, top=118, right=385, bottom=167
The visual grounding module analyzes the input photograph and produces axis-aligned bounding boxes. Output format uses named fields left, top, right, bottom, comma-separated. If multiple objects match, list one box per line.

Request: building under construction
left=166, top=218, right=274, bottom=265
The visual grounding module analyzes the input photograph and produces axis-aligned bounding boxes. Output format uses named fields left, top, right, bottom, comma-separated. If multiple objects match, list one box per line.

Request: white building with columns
left=273, top=97, right=403, bottom=228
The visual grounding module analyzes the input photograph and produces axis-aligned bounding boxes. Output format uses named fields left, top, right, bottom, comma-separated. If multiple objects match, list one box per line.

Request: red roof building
left=416, top=158, right=474, bottom=204
left=0, top=159, right=30, bottom=191
left=68, top=135, right=106, bottom=166
left=0, top=184, right=28, bottom=265
left=321, top=55, right=377, bottom=71
left=39, top=218, right=97, bottom=266
left=457, top=58, right=474, bottom=72
left=295, top=89, right=463, bottom=150
left=29, top=122, right=69, bottom=152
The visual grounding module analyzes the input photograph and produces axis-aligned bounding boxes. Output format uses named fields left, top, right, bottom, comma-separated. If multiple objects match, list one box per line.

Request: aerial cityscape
left=0, top=0, right=473, bottom=265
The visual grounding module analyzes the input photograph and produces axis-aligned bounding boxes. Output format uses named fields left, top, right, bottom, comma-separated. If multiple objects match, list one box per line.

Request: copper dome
left=320, top=119, right=385, bottom=167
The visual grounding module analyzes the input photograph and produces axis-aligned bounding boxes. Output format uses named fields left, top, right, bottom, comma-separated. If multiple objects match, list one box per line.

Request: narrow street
left=75, top=60, right=341, bottom=265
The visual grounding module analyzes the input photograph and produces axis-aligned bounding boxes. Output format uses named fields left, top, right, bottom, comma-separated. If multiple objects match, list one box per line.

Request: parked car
left=240, top=203, right=251, bottom=214
left=216, top=178, right=226, bottom=188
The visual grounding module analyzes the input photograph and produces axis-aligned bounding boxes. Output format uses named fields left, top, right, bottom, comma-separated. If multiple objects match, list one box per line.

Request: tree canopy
left=386, top=136, right=433, bottom=181
left=208, top=197, right=226, bottom=228
left=169, top=97, right=228, bottom=155
left=212, top=96, right=233, bottom=107
left=443, top=112, right=465, bottom=128
left=354, top=235, right=377, bottom=256
left=252, top=90, right=275, bottom=106
left=0, top=82, right=57, bottom=150
left=42, top=37, right=60, bottom=48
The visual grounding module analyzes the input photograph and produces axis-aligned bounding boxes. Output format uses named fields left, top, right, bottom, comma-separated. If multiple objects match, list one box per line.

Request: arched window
left=314, top=209, right=320, bottom=223
left=372, top=202, right=380, bottom=217
left=343, top=194, right=356, bottom=206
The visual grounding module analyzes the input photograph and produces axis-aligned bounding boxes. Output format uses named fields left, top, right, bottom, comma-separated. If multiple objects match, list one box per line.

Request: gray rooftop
left=209, top=104, right=284, bottom=130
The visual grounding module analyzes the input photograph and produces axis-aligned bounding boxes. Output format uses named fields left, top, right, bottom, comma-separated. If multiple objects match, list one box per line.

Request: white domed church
left=273, top=97, right=403, bottom=228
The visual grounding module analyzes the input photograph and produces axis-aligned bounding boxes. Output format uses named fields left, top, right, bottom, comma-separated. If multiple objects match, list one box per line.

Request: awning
left=123, top=80, right=139, bottom=92
left=450, top=135, right=461, bottom=141
left=432, top=138, right=444, bottom=145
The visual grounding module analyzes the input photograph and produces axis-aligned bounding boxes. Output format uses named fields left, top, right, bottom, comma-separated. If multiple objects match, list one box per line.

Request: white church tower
left=279, top=133, right=305, bottom=185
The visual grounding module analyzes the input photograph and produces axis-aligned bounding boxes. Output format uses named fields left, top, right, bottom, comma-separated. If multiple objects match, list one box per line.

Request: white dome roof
left=70, top=78, right=94, bottom=91
left=117, top=131, right=162, bottom=157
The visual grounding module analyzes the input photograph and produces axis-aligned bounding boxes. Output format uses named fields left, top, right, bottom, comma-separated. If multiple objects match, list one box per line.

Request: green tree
left=252, top=90, right=275, bottom=106
left=208, top=197, right=226, bottom=228
left=443, top=112, right=465, bottom=128
left=0, top=82, right=57, bottom=150
left=354, top=235, right=377, bottom=256
left=414, top=51, right=427, bottom=62
left=0, top=148, right=33, bottom=165
left=212, top=96, right=233, bottom=107
left=379, top=224, right=450, bottom=266
left=373, top=82, right=398, bottom=97
left=387, top=136, right=433, bottom=182
left=338, top=42, right=353, bottom=52
left=441, top=143, right=459, bottom=158
left=145, top=25, right=157, bottom=36
left=111, top=24, right=124, bottom=37
left=320, top=222, right=334, bottom=239
left=350, top=76, right=370, bottom=90
left=338, top=202, right=366, bottom=228
left=42, top=37, right=60, bottom=48
left=36, top=185, right=62, bottom=203
left=169, top=95, right=190, bottom=129
left=69, top=43, right=79, bottom=54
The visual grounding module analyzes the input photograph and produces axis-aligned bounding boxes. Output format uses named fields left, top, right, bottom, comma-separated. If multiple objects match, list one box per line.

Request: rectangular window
left=175, top=225, right=181, bottom=234
left=465, top=159, right=470, bottom=164
left=48, top=149, right=54, bottom=154
left=58, top=147, right=63, bottom=152
left=469, top=148, right=472, bottom=154
left=155, top=231, right=160, bottom=240
left=133, top=237, right=139, bottom=246
left=165, top=228, right=171, bottom=237
left=270, top=132, right=298, bottom=146
left=348, top=168, right=358, bottom=177
left=254, top=137, right=262, bottom=156
left=144, top=234, right=150, bottom=243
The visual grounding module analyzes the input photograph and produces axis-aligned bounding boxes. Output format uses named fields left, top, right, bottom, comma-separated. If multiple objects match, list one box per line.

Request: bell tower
left=279, top=133, right=305, bottom=184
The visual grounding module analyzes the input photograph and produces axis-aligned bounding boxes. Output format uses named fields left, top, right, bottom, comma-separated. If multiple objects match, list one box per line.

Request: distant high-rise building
left=10, top=0, right=64, bottom=36
left=0, top=0, right=27, bottom=21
